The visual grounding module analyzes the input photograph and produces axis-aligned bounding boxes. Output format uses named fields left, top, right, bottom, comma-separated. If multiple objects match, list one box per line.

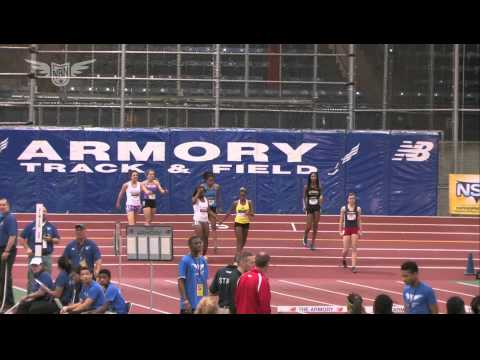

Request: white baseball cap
left=30, top=257, right=43, bottom=266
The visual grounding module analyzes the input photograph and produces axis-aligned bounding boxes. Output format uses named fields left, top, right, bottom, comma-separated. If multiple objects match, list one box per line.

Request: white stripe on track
left=394, top=281, right=476, bottom=298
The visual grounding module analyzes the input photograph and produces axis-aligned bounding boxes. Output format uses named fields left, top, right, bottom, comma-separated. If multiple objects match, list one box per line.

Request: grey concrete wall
left=437, top=141, right=480, bottom=215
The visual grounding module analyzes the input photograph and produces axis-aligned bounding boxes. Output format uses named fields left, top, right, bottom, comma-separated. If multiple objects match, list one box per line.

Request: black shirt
left=209, top=265, right=242, bottom=313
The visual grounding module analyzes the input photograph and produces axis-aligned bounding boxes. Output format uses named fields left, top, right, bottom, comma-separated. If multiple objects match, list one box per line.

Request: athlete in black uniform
left=302, top=172, right=323, bottom=250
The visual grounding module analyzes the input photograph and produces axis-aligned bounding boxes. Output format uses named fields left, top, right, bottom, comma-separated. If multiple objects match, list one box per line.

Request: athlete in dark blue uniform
left=201, top=172, right=221, bottom=254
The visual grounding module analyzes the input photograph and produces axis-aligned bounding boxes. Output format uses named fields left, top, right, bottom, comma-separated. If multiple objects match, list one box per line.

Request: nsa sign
left=0, top=127, right=440, bottom=215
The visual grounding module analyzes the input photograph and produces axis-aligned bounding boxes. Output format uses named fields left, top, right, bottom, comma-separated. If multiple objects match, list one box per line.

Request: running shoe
left=302, top=236, right=308, bottom=247
left=351, top=266, right=357, bottom=273
left=309, top=244, right=315, bottom=251
left=342, top=258, right=347, bottom=268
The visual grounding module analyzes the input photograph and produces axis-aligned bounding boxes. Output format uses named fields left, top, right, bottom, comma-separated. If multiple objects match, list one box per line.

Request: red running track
left=11, top=213, right=480, bottom=314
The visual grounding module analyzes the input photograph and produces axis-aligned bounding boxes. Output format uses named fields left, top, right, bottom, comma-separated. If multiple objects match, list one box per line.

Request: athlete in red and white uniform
left=339, top=192, right=362, bottom=273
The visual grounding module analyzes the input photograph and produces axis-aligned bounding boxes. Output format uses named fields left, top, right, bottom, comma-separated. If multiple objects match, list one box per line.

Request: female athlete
left=192, top=185, right=217, bottom=256
left=302, top=172, right=323, bottom=250
left=115, top=171, right=151, bottom=225
left=200, top=172, right=221, bottom=253
left=339, top=192, right=362, bottom=273
left=142, top=169, right=168, bottom=226
left=219, top=187, right=254, bottom=261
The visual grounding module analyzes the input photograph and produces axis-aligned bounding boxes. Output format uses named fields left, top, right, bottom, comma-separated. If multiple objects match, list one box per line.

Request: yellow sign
left=449, top=174, right=480, bottom=215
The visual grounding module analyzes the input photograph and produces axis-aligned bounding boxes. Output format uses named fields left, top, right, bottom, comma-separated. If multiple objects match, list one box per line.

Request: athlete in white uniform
left=115, top=171, right=151, bottom=225
left=192, top=185, right=217, bottom=256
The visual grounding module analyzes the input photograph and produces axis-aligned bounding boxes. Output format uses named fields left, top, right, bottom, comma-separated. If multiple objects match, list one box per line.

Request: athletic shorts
left=234, top=222, right=250, bottom=230
left=343, top=227, right=359, bottom=236
left=193, top=220, right=209, bottom=227
left=306, top=205, right=321, bottom=214
left=126, top=204, right=142, bottom=214
left=143, top=199, right=156, bottom=209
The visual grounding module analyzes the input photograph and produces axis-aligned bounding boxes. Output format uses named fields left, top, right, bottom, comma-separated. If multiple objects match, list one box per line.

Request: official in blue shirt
left=63, top=224, right=102, bottom=279
left=96, top=268, right=128, bottom=314
left=0, top=198, right=18, bottom=311
left=19, top=206, right=60, bottom=292
left=61, top=267, right=105, bottom=314
left=401, top=261, right=438, bottom=314
left=178, top=236, right=209, bottom=314
left=16, top=257, right=56, bottom=314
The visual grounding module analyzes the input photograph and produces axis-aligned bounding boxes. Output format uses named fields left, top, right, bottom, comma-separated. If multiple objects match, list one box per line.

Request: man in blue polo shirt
left=401, top=261, right=438, bottom=314
left=19, top=206, right=60, bottom=292
left=63, top=224, right=102, bottom=279
left=95, top=268, right=128, bottom=314
left=60, top=267, right=105, bottom=314
left=0, top=198, right=18, bottom=313
left=178, top=236, right=209, bottom=314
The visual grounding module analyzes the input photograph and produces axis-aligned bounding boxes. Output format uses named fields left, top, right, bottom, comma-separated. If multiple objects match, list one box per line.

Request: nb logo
left=0, top=138, right=8, bottom=154
left=392, top=141, right=434, bottom=162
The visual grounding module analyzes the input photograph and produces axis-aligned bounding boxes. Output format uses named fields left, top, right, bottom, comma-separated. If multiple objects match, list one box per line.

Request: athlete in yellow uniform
left=219, top=187, right=254, bottom=262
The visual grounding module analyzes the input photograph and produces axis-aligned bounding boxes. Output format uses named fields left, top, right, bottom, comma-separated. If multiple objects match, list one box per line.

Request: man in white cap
left=15, top=257, right=55, bottom=314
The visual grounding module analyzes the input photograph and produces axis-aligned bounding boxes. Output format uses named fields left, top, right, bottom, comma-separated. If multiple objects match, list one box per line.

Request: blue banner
left=0, top=127, right=439, bottom=215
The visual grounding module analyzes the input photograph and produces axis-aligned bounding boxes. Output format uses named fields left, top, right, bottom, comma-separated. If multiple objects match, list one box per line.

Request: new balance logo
left=0, top=138, right=8, bottom=154
left=328, top=143, right=360, bottom=176
left=392, top=141, right=434, bottom=162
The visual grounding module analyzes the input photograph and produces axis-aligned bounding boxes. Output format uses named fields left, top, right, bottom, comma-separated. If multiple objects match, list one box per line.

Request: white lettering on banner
left=95, top=164, right=118, bottom=173
left=17, top=141, right=62, bottom=161
left=70, top=141, right=110, bottom=161
left=248, top=164, right=269, bottom=174
left=117, top=142, right=165, bottom=162
left=297, top=165, right=318, bottom=174
left=272, top=165, right=292, bottom=175
left=174, top=142, right=221, bottom=162
left=121, top=164, right=144, bottom=173
left=236, top=164, right=245, bottom=174
left=212, top=164, right=232, bottom=173
left=227, top=143, right=269, bottom=162
left=71, top=163, right=94, bottom=173
left=272, top=143, right=317, bottom=163
left=44, top=163, right=66, bottom=173
left=20, top=163, right=42, bottom=172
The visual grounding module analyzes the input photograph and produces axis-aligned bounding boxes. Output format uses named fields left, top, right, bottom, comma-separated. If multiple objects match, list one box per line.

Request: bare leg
left=351, top=234, right=359, bottom=270
left=209, top=213, right=218, bottom=254
left=127, top=212, right=136, bottom=226
left=311, top=211, right=320, bottom=248
left=150, top=207, right=156, bottom=225
left=143, top=207, right=152, bottom=226
left=342, top=235, right=351, bottom=268
left=202, top=222, right=210, bottom=256
left=303, top=213, right=313, bottom=246
left=241, top=226, right=249, bottom=252
left=234, top=225, right=243, bottom=261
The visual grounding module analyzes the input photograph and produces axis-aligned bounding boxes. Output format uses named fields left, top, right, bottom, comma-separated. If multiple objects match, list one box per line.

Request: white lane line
left=291, top=223, right=297, bottom=232
left=270, top=290, right=339, bottom=307
left=394, top=281, right=477, bottom=298
left=111, top=281, right=180, bottom=302
left=456, top=282, right=480, bottom=288
left=279, top=279, right=375, bottom=302
left=129, top=302, right=171, bottom=314
left=11, top=263, right=468, bottom=269
left=337, top=280, right=447, bottom=304
left=13, top=254, right=478, bottom=262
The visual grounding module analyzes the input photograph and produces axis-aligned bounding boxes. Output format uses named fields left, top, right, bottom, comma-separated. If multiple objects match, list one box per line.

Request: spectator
left=235, top=252, right=271, bottom=314
left=347, top=293, right=366, bottom=314
left=60, top=267, right=105, bottom=314
left=48, top=256, right=81, bottom=308
left=19, top=206, right=60, bottom=291
left=373, top=294, right=393, bottom=314
left=16, top=257, right=55, bottom=314
left=63, top=224, right=102, bottom=279
left=194, top=296, right=219, bottom=314
left=400, top=261, right=438, bottom=314
left=0, top=198, right=18, bottom=313
left=470, top=296, right=480, bottom=314
left=446, top=296, right=465, bottom=314
left=178, top=236, right=209, bottom=314
left=95, top=269, right=128, bottom=314
left=209, top=251, right=255, bottom=314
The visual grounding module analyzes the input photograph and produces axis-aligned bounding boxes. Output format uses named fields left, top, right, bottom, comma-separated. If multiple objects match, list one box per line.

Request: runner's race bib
left=309, top=198, right=319, bottom=205
left=347, top=213, right=356, bottom=221
left=200, top=208, right=208, bottom=213
left=196, top=283, right=204, bottom=297
left=148, top=194, right=156, bottom=200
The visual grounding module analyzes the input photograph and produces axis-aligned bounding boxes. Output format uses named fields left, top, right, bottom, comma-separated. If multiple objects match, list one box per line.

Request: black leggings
left=16, top=299, right=59, bottom=314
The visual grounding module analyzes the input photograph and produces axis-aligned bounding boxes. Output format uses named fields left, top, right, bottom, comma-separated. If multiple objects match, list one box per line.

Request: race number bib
left=196, top=283, right=204, bottom=297
left=148, top=194, right=156, bottom=200
left=309, top=198, right=319, bottom=205
left=208, top=199, right=215, bottom=206
left=347, top=213, right=356, bottom=221
left=200, top=207, right=208, bottom=213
